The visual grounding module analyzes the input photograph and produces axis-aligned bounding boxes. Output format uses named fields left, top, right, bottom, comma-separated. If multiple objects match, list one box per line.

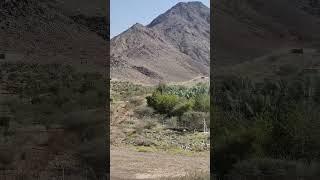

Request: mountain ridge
left=111, top=1, right=210, bottom=84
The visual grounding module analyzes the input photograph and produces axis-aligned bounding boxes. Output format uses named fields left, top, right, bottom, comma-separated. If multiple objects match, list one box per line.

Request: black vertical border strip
left=106, top=0, right=111, bottom=178
left=210, top=0, right=215, bottom=179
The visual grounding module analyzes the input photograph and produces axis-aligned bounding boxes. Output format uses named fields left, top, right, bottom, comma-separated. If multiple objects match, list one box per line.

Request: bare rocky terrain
left=110, top=2, right=210, bottom=84
left=0, top=0, right=107, bottom=69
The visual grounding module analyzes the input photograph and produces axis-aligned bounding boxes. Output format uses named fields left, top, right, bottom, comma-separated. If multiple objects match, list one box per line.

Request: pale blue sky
left=111, top=0, right=210, bottom=38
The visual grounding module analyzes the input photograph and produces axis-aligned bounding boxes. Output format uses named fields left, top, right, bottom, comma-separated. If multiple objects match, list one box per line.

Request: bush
left=180, top=111, right=209, bottom=131
left=143, top=118, right=157, bottom=130
left=129, top=97, right=144, bottom=107
left=158, top=83, right=209, bottom=99
left=146, top=93, right=180, bottom=114
left=0, top=62, right=107, bottom=173
left=77, top=137, right=108, bottom=173
left=165, top=116, right=179, bottom=128
left=213, top=130, right=256, bottom=176
left=134, top=118, right=157, bottom=134
left=134, top=106, right=155, bottom=118
left=132, top=135, right=155, bottom=146
left=171, top=100, right=194, bottom=117
left=193, top=94, right=210, bottom=112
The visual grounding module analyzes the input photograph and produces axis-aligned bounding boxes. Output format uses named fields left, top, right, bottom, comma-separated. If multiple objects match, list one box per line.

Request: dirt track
left=110, top=147, right=209, bottom=180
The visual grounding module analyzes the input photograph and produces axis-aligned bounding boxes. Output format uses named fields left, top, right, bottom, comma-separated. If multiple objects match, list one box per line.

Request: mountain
left=110, top=2, right=210, bottom=84
left=52, top=0, right=105, bottom=16
left=213, top=0, right=320, bottom=67
left=0, top=0, right=107, bottom=70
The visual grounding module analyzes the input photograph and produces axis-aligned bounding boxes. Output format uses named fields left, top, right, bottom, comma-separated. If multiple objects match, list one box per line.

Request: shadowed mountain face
left=213, top=0, right=320, bottom=82
left=213, top=0, right=320, bottom=67
left=0, top=0, right=107, bottom=69
left=111, top=2, right=210, bottom=84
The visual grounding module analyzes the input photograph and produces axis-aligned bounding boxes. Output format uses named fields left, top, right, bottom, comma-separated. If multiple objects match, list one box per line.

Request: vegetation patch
left=112, top=81, right=210, bottom=154
left=0, top=62, right=106, bottom=174
left=212, top=73, right=320, bottom=177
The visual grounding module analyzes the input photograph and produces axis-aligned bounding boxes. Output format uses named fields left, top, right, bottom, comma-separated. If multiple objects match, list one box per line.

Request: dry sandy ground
left=110, top=147, right=209, bottom=180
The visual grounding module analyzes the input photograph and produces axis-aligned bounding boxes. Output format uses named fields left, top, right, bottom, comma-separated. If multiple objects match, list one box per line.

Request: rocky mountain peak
left=174, top=1, right=207, bottom=9
left=131, top=23, right=145, bottom=30
left=111, top=1, right=210, bottom=84
left=148, top=1, right=209, bottom=28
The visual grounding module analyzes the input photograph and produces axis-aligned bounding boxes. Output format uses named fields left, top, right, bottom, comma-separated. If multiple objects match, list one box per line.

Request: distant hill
left=110, top=2, right=210, bottom=84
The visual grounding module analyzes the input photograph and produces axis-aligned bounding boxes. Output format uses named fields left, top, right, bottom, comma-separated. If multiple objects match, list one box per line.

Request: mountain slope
left=148, top=2, right=210, bottom=67
left=213, top=0, right=320, bottom=66
left=216, top=48, right=320, bottom=81
left=111, top=2, right=210, bottom=84
left=0, top=0, right=107, bottom=70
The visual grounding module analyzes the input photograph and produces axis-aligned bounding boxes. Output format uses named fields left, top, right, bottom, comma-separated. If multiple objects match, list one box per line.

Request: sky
left=111, top=0, right=210, bottom=38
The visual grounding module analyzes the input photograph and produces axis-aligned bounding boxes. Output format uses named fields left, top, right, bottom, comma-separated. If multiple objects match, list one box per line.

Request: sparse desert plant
left=143, top=118, right=158, bottom=129
left=129, top=96, right=144, bottom=107
left=193, top=94, right=210, bottom=112
left=166, top=116, right=179, bottom=128
left=132, top=135, right=155, bottom=146
left=134, top=117, right=158, bottom=134
left=111, top=81, right=153, bottom=100
left=134, top=105, right=155, bottom=118
left=180, top=111, right=209, bottom=131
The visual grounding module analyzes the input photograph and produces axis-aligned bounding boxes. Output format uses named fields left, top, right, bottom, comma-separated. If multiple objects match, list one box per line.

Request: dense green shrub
left=158, top=83, right=209, bottom=99
left=146, top=92, right=180, bottom=114
left=146, top=83, right=210, bottom=131
left=213, top=74, right=320, bottom=176
left=171, top=99, right=194, bottom=117
left=213, top=130, right=256, bottom=176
